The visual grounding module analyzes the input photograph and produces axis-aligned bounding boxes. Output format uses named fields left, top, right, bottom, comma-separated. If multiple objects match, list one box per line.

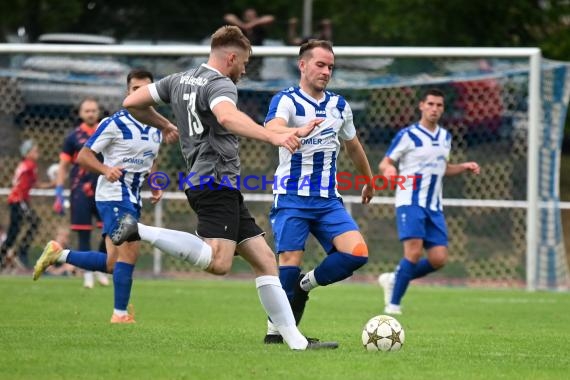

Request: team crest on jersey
left=151, top=130, right=161, bottom=143
left=331, top=107, right=341, bottom=119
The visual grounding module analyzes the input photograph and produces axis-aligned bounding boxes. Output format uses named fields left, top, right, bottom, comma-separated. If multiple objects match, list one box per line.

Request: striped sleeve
left=338, top=102, right=356, bottom=140
left=85, top=118, right=117, bottom=153
left=265, top=92, right=293, bottom=125
left=386, top=129, right=411, bottom=162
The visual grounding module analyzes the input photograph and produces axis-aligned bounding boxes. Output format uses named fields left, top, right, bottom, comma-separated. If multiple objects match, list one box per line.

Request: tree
left=0, top=0, right=84, bottom=42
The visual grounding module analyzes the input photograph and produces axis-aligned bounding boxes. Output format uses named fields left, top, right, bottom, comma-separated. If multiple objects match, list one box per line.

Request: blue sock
left=66, top=251, right=108, bottom=272
left=98, top=237, right=107, bottom=254
left=412, top=258, right=436, bottom=279
left=113, top=262, right=134, bottom=311
left=314, top=252, right=368, bottom=286
left=279, top=265, right=301, bottom=301
left=77, top=230, right=91, bottom=251
left=391, top=258, right=416, bottom=305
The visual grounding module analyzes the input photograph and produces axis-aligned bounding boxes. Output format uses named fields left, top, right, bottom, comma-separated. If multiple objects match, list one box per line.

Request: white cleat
left=378, top=272, right=395, bottom=306
left=96, top=272, right=110, bottom=286
left=83, top=271, right=95, bottom=289
left=384, top=303, right=402, bottom=315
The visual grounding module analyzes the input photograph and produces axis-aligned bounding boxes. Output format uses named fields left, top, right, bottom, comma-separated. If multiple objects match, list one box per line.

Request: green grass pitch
left=1, top=276, right=569, bottom=379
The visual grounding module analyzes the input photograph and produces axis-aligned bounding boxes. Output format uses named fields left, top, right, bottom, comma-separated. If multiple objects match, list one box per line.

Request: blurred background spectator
left=288, top=17, right=333, bottom=45
left=224, top=8, right=275, bottom=80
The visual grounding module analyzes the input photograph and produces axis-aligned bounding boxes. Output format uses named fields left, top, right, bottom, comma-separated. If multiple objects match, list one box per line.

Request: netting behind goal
left=0, top=45, right=568, bottom=289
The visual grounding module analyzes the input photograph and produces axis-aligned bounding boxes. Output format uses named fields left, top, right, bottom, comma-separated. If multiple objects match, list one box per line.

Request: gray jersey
left=150, top=64, right=240, bottom=188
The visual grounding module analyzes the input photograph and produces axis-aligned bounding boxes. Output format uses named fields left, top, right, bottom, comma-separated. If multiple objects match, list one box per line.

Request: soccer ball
left=47, top=163, right=59, bottom=182
left=361, top=315, right=405, bottom=352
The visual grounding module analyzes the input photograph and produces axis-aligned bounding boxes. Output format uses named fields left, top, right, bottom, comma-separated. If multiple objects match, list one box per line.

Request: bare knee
left=207, top=260, right=232, bottom=275
left=206, top=250, right=233, bottom=275
left=428, top=252, right=448, bottom=268
left=278, top=251, right=303, bottom=266
left=426, top=246, right=448, bottom=268
left=403, top=241, right=424, bottom=263
left=351, top=242, right=368, bottom=257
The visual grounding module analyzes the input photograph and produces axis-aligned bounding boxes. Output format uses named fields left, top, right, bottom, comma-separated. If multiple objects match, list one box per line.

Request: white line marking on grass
left=477, top=298, right=556, bottom=304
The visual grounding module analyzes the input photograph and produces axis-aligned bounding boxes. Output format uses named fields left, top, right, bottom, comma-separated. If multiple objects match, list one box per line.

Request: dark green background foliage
left=2, top=0, right=570, bottom=59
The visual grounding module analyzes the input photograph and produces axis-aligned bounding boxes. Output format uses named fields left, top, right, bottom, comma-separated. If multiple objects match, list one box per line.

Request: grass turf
left=1, top=276, right=569, bottom=379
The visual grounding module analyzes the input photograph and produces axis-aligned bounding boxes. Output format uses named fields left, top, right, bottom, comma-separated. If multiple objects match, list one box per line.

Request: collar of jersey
left=414, top=123, right=440, bottom=141
left=79, top=122, right=97, bottom=137
left=201, top=63, right=223, bottom=76
left=295, top=87, right=330, bottom=109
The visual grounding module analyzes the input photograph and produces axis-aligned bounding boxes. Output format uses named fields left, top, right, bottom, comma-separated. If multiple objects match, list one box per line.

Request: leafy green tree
left=0, top=0, right=84, bottom=41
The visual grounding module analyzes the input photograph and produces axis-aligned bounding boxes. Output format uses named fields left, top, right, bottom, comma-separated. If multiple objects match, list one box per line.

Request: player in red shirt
left=1, top=140, right=51, bottom=269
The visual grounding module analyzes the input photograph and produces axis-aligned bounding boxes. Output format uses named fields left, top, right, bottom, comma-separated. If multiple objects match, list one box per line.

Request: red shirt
left=7, top=158, right=37, bottom=204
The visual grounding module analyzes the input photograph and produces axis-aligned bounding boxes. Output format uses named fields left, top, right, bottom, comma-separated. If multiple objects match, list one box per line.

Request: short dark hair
left=127, top=68, right=153, bottom=85
left=299, top=39, right=334, bottom=59
left=211, top=25, right=252, bottom=55
left=421, top=88, right=445, bottom=101
left=78, top=96, right=99, bottom=110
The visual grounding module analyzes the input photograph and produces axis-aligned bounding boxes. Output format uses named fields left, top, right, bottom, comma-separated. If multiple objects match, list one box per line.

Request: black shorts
left=185, top=187, right=264, bottom=244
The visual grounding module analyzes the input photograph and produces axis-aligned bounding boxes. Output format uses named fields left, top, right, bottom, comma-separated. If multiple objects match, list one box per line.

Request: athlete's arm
left=76, top=147, right=123, bottom=183
left=212, top=101, right=304, bottom=153
left=55, top=159, right=70, bottom=189
left=265, top=117, right=321, bottom=137
left=149, top=159, right=162, bottom=204
left=445, top=162, right=480, bottom=176
left=344, top=137, right=374, bottom=204
left=36, top=179, right=55, bottom=189
left=123, top=85, right=179, bottom=143
left=265, top=117, right=291, bottom=134
left=379, top=156, right=398, bottom=178
left=52, top=157, right=71, bottom=214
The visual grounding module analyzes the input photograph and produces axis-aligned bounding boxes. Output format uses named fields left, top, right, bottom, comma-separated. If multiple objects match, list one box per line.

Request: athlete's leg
left=110, top=238, right=139, bottom=323
left=300, top=201, right=368, bottom=292
left=1, top=203, right=24, bottom=266
left=237, top=235, right=310, bottom=350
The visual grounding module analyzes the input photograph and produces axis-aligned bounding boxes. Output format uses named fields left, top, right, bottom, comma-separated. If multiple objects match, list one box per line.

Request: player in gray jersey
left=118, top=25, right=336, bottom=350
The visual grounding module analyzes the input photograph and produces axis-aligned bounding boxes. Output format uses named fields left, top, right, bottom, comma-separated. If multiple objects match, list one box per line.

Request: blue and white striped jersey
left=386, top=123, right=452, bottom=211
left=85, top=109, right=161, bottom=206
left=265, top=86, right=356, bottom=198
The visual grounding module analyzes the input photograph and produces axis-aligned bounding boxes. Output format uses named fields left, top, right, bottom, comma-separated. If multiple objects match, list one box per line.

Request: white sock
left=113, top=308, right=128, bottom=316
left=300, top=270, right=319, bottom=292
left=57, top=249, right=70, bottom=264
left=137, top=223, right=161, bottom=243
left=83, top=271, right=94, bottom=281
left=266, top=320, right=280, bottom=335
left=256, top=276, right=308, bottom=350
left=138, top=223, right=212, bottom=270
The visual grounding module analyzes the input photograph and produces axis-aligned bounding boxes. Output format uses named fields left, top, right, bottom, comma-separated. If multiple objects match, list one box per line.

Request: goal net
left=0, top=44, right=568, bottom=290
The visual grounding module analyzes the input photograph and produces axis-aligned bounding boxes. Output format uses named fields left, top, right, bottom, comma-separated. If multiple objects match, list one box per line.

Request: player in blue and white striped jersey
left=33, top=69, right=177, bottom=323
left=263, top=40, right=375, bottom=343
left=378, top=88, right=480, bottom=315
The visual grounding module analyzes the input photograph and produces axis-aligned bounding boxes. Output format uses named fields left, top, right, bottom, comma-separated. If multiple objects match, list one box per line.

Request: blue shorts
left=96, top=200, right=141, bottom=237
left=396, top=205, right=448, bottom=249
left=270, top=194, right=359, bottom=254
left=70, top=187, right=101, bottom=231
